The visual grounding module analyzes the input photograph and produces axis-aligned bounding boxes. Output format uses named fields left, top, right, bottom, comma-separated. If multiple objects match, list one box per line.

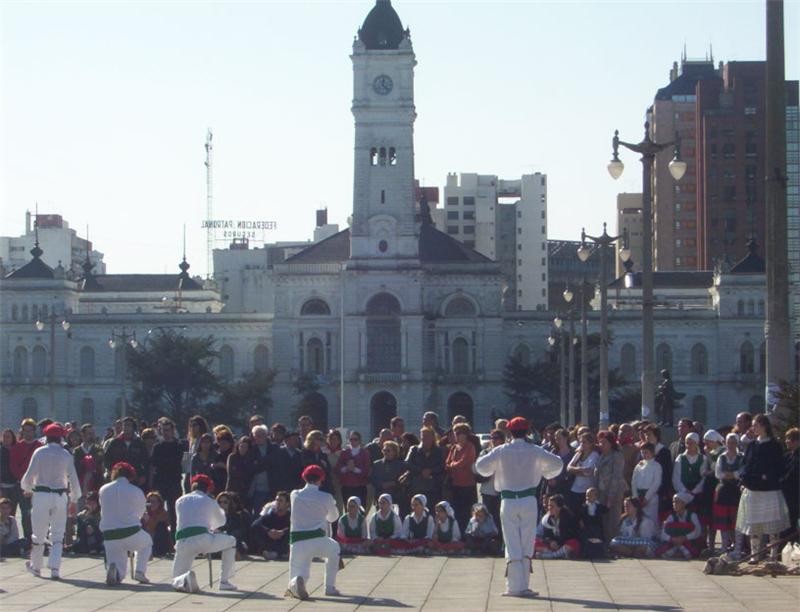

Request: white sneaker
left=134, top=571, right=150, bottom=584
left=106, top=562, right=119, bottom=586
left=50, top=568, right=60, bottom=580
left=325, top=586, right=341, bottom=596
left=25, top=561, right=41, bottom=578
left=186, top=570, right=200, bottom=593
left=219, top=580, right=238, bottom=591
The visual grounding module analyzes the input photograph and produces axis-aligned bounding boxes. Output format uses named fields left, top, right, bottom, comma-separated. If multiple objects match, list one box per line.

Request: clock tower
left=350, top=0, right=418, bottom=262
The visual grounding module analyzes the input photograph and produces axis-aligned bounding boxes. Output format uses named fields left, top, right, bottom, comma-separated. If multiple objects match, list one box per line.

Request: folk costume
left=336, top=496, right=370, bottom=555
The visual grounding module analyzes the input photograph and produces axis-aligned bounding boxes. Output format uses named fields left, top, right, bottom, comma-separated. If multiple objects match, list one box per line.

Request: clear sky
left=2, top=0, right=798, bottom=276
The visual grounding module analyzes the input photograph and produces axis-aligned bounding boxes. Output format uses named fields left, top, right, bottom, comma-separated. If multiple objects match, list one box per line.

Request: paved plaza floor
left=0, top=554, right=798, bottom=612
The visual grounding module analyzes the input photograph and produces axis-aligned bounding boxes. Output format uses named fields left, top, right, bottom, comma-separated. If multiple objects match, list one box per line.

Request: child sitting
left=402, top=494, right=434, bottom=554
left=142, top=491, right=172, bottom=557
left=610, top=497, right=657, bottom=558
left=464, top=502, right=500, bottom=556
left=656, top=493, right=703, bottom=559
left=0, top=497, right=25, bottom=558
left=368, top=493, right=405, bottom=555
left=72, top=491, right=104, bottom=555
left=429, top=501, right=465, bottom=554
left=337, top=496, right=370, bottom=555
left=535, top=494, right=581, bottom=559
left=579, top=487, right=607, bottom=559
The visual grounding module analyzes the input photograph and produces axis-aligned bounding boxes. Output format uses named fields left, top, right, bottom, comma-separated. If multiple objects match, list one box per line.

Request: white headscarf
left=377, top=493, right=398, bottom=518
left=436, top=500, right=455, bottom=520
left=346, top=496, right=365, bottom=515
left=703, top=430, right=724, bottom=444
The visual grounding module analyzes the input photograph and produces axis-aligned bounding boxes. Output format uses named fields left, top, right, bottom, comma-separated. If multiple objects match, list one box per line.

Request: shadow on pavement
left=546, top=597, right=681, bottom=611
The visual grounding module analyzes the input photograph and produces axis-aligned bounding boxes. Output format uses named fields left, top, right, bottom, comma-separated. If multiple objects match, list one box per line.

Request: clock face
left=372, top=74, right=393, bottom=96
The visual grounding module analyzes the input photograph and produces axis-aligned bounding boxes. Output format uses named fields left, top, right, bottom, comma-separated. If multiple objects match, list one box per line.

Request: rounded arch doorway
left=299, top=392, right=329, bottom=433
left=447, top=392, right=474, bottom=428
left=370, top=391, right=397, bottom=436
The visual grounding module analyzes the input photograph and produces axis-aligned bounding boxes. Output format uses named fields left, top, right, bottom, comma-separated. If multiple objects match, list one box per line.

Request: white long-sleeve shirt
left=474, top=438, right=563, bottom=492
left=714, top=451, right=743, bottom=481
left=402, top=513, right=434, bottom=539
left=672, top=453, right=709, bottom=496
left=618, top=515, right=656, bottom=540
left=98, top=477, right=146, bottom=531
left=368, top=510, right=403, bottom=539
left=290, top=483, right=338, bottom=533
left=568, top=450, right=599, bottom=493
left=631, top=458, right=662, bottom=503
left=175, top=490, right=225, bottom=533
left=20, top=442, right=81, bottom=503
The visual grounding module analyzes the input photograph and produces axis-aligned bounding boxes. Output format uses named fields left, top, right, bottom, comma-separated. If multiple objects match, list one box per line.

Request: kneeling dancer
left=475, top=417, right=563, bottom=597
left=172, top=474, right=237, bottom=592
left=99, top=462, right=152, bottom=584
left=286, top=465, right=341, bottom=600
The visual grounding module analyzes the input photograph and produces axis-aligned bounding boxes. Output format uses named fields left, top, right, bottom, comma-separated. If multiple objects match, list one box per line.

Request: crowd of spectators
left=0, top=409, right=797, bottom=563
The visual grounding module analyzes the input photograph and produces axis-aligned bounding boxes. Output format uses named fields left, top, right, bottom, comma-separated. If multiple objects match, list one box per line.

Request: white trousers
left=172, top=532, right=236, bottom=588
left=500, top=497, right=537, bottom=594
left=642, top=496, right=659, bottom=527
left=104, top=529, right=152, bottom=580
left=30, top=491, right=68, bottom=571
left=288, top=536, right=340, bottom=592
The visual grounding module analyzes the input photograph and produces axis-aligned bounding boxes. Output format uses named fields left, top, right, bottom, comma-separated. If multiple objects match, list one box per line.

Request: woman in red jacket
left=336, top=431, right=371, bottom=508
left=445, top=423, right=477, bottom=534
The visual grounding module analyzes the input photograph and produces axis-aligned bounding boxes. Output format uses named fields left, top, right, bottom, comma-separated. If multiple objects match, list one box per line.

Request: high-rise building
left=0, top=212, right=105, bottom=278
left=616, top=193, right=643, bottom=278
left=443, top=172, right=548, bottom=310
left=786, top=83, right=800, bottom=360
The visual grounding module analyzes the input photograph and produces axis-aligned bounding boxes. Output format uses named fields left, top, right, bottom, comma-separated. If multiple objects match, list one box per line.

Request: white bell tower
left=350, top=0, right=418, bottom=262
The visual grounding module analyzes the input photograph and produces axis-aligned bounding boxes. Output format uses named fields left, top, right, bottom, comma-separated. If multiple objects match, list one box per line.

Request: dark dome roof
left=359, top=0, right=406, bottom=50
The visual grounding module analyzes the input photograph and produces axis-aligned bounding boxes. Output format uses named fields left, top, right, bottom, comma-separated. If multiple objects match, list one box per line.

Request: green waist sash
left=289, top=528, right=325, bottom=544
left=500, top=486, right=538, bottom=500
left=175, top=526, right=209, bottom=541
left=103, top=525, right=141, bottom=541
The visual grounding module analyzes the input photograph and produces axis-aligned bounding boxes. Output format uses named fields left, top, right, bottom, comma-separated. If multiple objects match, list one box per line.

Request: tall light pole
left=109, top=328, right=138, bottom=418
left=578, top=224, right=629, bottom=428
left=35, top=313, right=71, bottom=418
left=551, top=315, right=567, bottom=426
left=579, top=277, right=589, bottom=425
left=607, top=123, right=686, bottom=420
left=563, top=286, right=576, bottom=426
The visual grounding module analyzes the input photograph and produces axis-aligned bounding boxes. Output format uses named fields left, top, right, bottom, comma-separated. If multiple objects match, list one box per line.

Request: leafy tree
left=771, top=380, right=799, bottom=444
left=502, top=353, right=560, bottom=427
left=125, top=329, right=222, bottom=426
left=217, top=369, right=277, bottom=427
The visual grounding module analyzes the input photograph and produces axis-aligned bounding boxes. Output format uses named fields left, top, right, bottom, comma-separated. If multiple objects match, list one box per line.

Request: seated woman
left=216, top=491, right=252, bottom=559
left=142, top=491, right=172, bottom=557
left=337, top=496, right=370, bottom=555
left=368, top=493, right=406, bottom=555
left=656, top=493, right=703, bottom=559
left=0, top=497, right=26, bottom=557
left=428, top=501, right=466, bottom=554
left=250, top=491, right=290, bottom=560
left=402, top=494, right=434, bottom=554
left=610, top=497, right=657, bottom=558
left=534, top=494, right=581, bottom=559
left=464, top=502, right=500, bottom=556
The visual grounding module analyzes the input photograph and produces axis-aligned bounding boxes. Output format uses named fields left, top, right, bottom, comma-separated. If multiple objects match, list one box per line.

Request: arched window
left=513, top=344, right=531, bottom=366
left=447, top=392, right=474, bottom=426
left=219, top=345, right=235, bottom=380
left=759, top=342, right=766, bottom=374
left=32, top=345, right=47, bottom=381
left=12, top=304, right=18, bottom=321
left=656, top=343, right=673, bottom=373
left=80, top=346, right=95, bottom=379
left=692, top=395, right=707, bottom=423
left=620, top=343, right=636, bottom=379
left=41, top=304, right=48, bottom=319
left=737, top=300, right=744, bottom=316
left=31, top=304, right=39, bottom=322
left=22, top=305, right=29, bottom=321
left=366, top=293, right=401, bottom=373
left=757, top=300, right=765, bottom=316
left=370, top=391, right=396, bottom=436
left=306, top=337, right=325, bottom=375
left=690, top=343, right=708, bottom=376
left=253, top=344, right=270, bottom=372
left=740, top=341, right=754, bottom=374
left=444, top=297, right=477, bottom=317
left=13, top=346, right=28, bottom=378
left=747, top=300, right=755, bottom=316
left=22, top=397, right=38, bottom=421
left=301, top=299, right=331, bottom=316
left=452, top=337, right=470, bottom=374
left=81, top=398, right=95, bottom=424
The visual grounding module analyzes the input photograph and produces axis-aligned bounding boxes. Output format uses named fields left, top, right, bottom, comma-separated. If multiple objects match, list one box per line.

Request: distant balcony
left=436, top=371, right=484, bottom=384
left=357, top=371, right=407, bottom=383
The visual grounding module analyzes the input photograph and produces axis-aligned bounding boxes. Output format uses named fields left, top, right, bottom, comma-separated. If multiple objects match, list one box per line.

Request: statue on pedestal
left=655, top=369, right=684, bottom=426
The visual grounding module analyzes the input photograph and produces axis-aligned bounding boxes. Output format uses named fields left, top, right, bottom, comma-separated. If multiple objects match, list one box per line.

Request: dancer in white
left=475, top=417, right=563, bottom=598
left=99, top=461, right=152, bottom=585
left=171, top=474, right=237, bottom=592
left=20, top=423, right=81, bottom=580
left=286, top=464, right=341, bottom=600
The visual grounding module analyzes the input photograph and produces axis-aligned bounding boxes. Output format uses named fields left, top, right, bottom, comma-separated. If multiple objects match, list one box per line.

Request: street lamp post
left=35, top=313, right=71, bottom=417
left=552, top=315, right=567, bottom=426
left=578, top=277, right=589, bottom=425
left=577, top=224, right=630, bottom=428
left=607, top=123, right=686, bottom=420
left=109, top=328, right=138, bottom=418
left=563, top=286, right=576, bottom=426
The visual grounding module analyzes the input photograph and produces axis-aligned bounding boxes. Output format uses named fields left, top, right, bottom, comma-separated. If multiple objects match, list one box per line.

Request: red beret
left=43, top=423, right=65, bottom=438
left=190, top=473, right=215, bottom=494
left=301, top=464, right=326, bottom=483
left=112, top=461, right=137, bottom=480
left=507, top=417, right=530, bottom=433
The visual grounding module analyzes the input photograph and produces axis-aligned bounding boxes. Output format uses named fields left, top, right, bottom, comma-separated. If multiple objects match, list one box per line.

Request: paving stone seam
left=417, top=556, right=449, bottom=611
left=538, top=558, right=555, bottom=612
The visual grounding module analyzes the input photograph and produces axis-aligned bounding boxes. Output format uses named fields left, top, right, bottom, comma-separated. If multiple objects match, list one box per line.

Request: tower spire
left=31, top=202, right=43, bottom=260
left=179, top=224, right=190, bottom=279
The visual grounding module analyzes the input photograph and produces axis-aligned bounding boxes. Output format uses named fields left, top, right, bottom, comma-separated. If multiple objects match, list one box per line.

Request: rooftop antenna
left=204, top=128, right=213, bottom=279
left=34, top=202, right=40, bottom=247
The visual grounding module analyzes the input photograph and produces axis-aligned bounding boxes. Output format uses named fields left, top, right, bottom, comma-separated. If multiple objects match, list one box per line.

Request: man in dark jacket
left=103, top=417, right=149, bottom=491
left=151, top=417, right=185, bottom=531
left=272, top=432, right=303, bottom=493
